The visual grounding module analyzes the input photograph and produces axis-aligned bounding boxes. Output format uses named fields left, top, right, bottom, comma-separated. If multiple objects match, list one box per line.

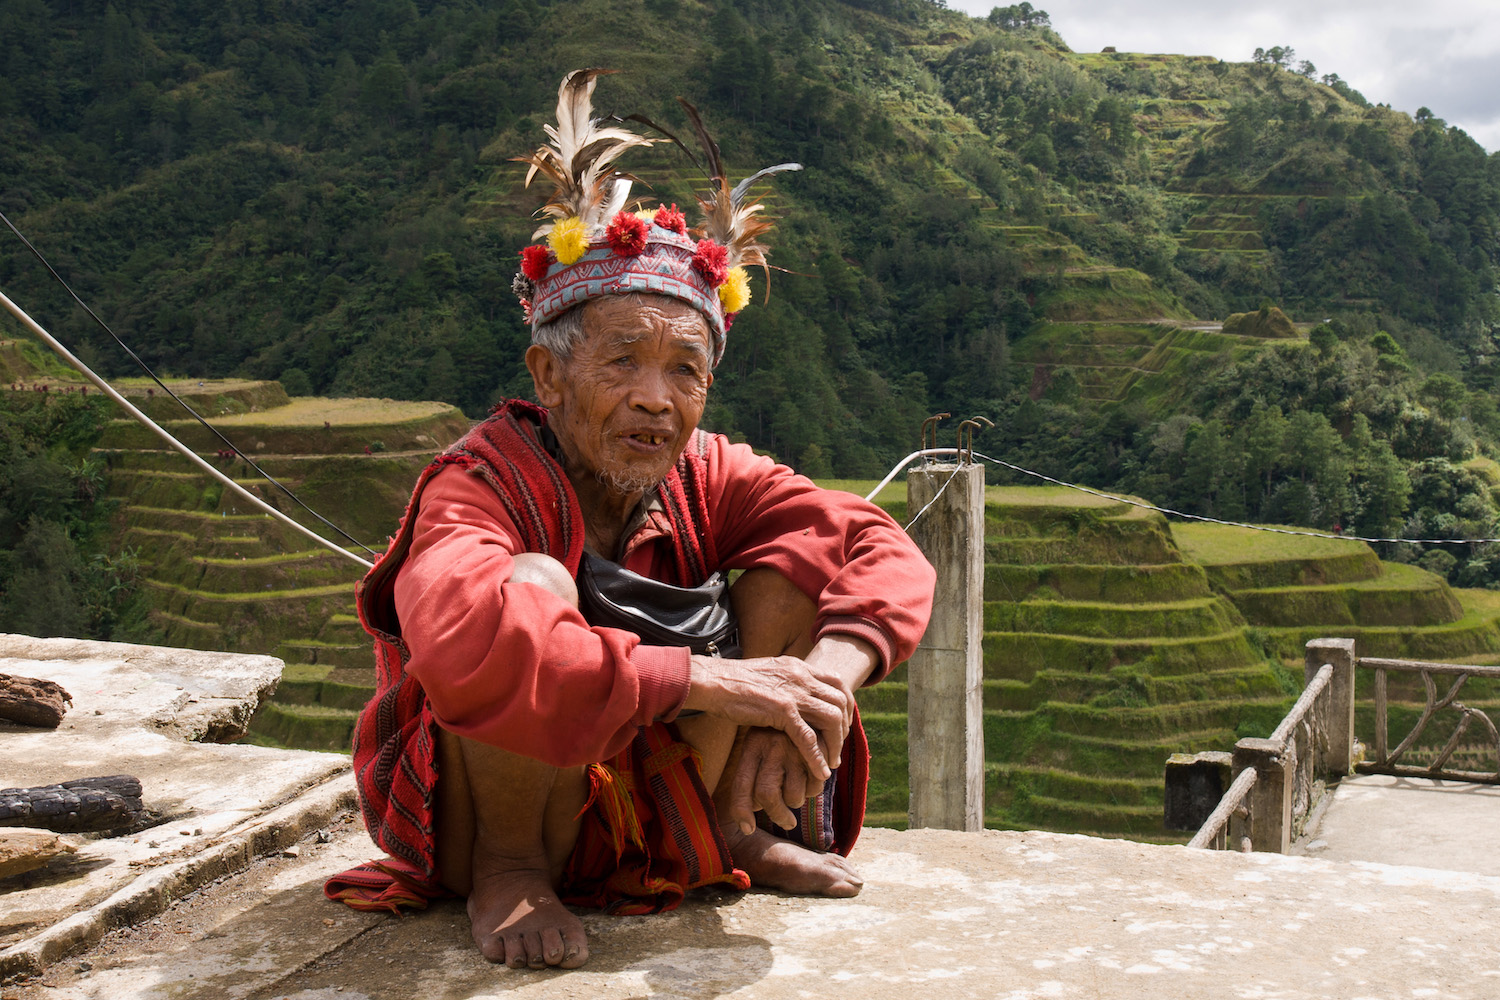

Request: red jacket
left=394, top=421, right=933, bottom=766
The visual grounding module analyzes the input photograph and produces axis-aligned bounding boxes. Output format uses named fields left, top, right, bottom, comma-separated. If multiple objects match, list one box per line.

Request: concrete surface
left=1299, top=773, right=1500, bottom=875
left=6, top=821, right=1500, bottom=1000
left=0, top=635, right=354, bottom=980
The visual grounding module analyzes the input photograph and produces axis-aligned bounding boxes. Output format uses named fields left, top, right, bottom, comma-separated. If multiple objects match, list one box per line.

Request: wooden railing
left=1172, top=637, right=1500, bottom=851
left=1359, top=657, right=1500, bottom=784
left=1175, top=650, right=1346, bottom=853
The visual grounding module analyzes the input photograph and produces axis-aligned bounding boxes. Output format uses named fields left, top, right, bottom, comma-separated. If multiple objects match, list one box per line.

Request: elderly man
left=326, top=72, right=934, bottom=971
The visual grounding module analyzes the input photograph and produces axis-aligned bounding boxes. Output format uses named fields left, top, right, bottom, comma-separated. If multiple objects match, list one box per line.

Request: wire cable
left=972, top=451, right=1500, bottom=546
left=0, top=210, right=379, bottom=558
left=864, top=446, right=1500, bottom=546
left=0, top=289, right=374, bottom=570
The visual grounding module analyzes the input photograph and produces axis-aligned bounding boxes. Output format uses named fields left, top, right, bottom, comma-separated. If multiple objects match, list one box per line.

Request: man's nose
left=628, top=367, right=673, bottom=414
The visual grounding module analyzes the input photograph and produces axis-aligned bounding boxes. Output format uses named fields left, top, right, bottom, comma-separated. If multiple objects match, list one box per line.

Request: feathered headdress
left=512, top=70, right=800, bottom=366
left=677, top=97, right=801, bottom=310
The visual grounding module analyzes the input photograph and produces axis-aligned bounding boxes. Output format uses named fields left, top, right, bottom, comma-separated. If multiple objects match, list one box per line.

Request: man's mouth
left=627, top=433, right=669, bottom=446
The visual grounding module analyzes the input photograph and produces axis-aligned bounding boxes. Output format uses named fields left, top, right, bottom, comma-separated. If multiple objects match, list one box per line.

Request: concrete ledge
left=0, top=634, right=356, bottom=981
left=12, top=825, right=1500, bottom=999
left=0, top=775, right=354, bottom=981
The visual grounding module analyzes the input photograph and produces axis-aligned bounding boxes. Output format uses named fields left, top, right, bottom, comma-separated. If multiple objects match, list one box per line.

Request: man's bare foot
left=466, top=854, right=589, bottom=969
left=723, top=825, right=864, bottom=897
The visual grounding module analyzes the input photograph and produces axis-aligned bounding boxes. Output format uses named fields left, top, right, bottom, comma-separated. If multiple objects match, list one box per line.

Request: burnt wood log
left=0, top=673, right=72, bottom=728
left=0, top=775, right=145, bottom=833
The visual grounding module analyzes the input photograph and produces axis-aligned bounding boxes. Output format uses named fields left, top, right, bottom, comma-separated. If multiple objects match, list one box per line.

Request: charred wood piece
left=0, top=775, right=145, bottom=833
left=0, top=673, right=72, bottom=728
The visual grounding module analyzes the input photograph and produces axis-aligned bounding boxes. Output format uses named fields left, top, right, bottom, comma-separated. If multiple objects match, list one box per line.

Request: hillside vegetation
left=3, top=0, right=1500, bottom=610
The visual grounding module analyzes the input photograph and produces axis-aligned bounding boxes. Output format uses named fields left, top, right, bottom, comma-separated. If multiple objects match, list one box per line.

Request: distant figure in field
left=325, top=70, right=934, bottom=970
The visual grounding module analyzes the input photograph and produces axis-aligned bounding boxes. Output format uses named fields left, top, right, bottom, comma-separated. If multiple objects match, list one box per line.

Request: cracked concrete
left=6, top=634, right=1500, bottom=999
left=0, top=635, right=354, bottom=980
left=8, top=823, right=1500, bottom=999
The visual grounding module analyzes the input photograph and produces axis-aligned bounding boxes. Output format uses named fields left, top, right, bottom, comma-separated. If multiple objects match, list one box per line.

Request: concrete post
left=1163, top=751, right=1233, bottom=831
left=1305, top=638, right=1357, bottom=776
left=1233, top=737, right=1291, bottom=853
left=906, top=462, right=985, bottom=831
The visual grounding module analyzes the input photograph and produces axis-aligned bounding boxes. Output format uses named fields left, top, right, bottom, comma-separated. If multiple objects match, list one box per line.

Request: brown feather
left=513, top=68, right=654, bottom=236
left=676, top=99, right=800, bottom=283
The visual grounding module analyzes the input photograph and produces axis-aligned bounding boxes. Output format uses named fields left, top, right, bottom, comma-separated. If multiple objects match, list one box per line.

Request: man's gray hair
left=531, top=293, right=660, bottom=360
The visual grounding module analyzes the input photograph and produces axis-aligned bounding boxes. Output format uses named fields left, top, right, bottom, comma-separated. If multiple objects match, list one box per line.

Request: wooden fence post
left=1232, top=738, right=1291, bottom=853
left=1305, top=638, right=1357, bottom=776
left=906, top=461, right=985, bottom=831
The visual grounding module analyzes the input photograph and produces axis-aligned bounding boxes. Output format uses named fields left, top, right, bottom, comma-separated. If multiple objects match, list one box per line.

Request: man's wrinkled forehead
left=582, top=296, right=713, bottom=358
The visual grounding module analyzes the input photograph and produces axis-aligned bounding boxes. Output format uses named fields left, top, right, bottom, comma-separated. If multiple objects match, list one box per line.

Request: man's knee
left=731, top=567, right=817, bottom=657
left=511, top=552, right=578, bottom=606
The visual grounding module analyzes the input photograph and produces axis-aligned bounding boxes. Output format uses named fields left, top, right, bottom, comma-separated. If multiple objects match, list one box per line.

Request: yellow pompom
left=719, top=266, right=751, bottom=313
left=634, top=208, right=659, bottom=223
left=549, top=217, right=590, bottom=265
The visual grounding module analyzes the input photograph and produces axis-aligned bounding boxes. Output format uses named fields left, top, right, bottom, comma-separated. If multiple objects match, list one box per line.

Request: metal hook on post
left=921, top=413, right=950, bottom=460
left=957, top=415, right=993, bottom=465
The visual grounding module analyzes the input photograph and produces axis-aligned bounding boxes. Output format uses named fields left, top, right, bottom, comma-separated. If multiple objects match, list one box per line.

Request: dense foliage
left=2, top=0, right=1500, bottom=587
left=0, top=390, right=152, bottom=639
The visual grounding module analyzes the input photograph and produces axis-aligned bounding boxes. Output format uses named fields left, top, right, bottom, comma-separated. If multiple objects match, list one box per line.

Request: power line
left=867, top=447, right=1500, bottom=546
left=0, top=289, right=375, bottom=570
left=0, top=210, right=379, bottom=559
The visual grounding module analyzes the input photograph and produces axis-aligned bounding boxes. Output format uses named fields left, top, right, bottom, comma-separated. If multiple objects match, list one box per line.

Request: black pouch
left=576, top=551, right=741, bottom=658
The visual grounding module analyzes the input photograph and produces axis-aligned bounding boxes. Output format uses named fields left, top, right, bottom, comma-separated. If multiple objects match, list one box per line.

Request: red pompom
left=654, top=203, right=688, bottom=236
left=520, top=244, right=553, bottom=281
left=691, top=239, right=729, bottom=287
left=606, top=211, right=650, bottom=256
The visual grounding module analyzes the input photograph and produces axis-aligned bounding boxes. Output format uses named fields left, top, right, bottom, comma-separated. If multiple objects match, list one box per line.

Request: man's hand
left=682, top=634, right=879, bottom=786
left=723, top=727, right=814, bottom=835
left=801, top=635, right=878, bottom=769
left=683, top=653, right=847, bottom=780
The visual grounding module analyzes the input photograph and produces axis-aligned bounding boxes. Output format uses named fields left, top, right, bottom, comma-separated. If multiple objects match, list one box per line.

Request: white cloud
left=948, top=0, right=1500, bottom=151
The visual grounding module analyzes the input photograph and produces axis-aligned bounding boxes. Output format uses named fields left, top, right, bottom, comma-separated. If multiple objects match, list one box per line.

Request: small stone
left=323, top=918, right=336, bottom=927
left=194, top=828, right=203, bottom=836
left=77, top=961, right=91, bottom=972
left=179, top=830, right=191, bottom=836
left=282, top=845, right=301, bottom=858
left=316, top=829, right=333, bottom=843
left=148, top=841, right=160, bottom=849
left=94, top=709, right=103, bottom=716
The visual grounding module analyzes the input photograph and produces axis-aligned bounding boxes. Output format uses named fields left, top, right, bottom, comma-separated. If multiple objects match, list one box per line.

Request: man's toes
left=474, top=928, right=507, bottom=964
left=541, top=927, right=566, bottom=966
left=560, top=927, right=590, bottom=969
left=825, top=875, right=862, bottom=898
left=504, top=933, right=529, bottom=969
left=523, top=930, right=547, bottom=967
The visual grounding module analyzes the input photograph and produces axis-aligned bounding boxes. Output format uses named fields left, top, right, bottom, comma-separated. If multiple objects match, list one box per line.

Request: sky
left=950, top=0, right=1500, bottom=153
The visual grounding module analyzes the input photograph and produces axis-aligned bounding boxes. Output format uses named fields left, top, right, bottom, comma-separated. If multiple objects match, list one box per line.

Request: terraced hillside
left=1174, top=524, right=1500, bottom=661
left=856, top=485, right=1291, bottom=840
left=1175, top=522, right=1500, bottom=778
left=850, top=485, right=1500, bottom=838
left=88, top=379, right=472, bottom=749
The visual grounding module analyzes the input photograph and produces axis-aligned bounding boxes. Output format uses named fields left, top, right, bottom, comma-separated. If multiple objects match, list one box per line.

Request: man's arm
left=396, top=465, right=857, bottom=776
left=703, top=434, right=935, bottom=684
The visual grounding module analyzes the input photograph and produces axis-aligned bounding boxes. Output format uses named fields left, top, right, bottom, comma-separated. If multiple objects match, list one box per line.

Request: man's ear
left=526, top=344, right=565, bottom=408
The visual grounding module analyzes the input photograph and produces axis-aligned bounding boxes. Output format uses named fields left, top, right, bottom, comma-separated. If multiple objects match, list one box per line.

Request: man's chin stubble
left=595, top=464, right=665, bottom=497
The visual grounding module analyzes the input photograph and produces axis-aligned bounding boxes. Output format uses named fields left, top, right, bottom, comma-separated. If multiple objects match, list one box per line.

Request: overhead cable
left=0, top=289, right=375, bottom=570
left=0, top=210, right=378, bottom=559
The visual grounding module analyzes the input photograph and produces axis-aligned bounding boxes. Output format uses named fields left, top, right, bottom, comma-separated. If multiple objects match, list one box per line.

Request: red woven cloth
left=327, top=399, right=869, bottom=915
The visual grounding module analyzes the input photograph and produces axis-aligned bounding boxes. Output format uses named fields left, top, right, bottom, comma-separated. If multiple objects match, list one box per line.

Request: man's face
left=529, top=294, right=714, bottom=500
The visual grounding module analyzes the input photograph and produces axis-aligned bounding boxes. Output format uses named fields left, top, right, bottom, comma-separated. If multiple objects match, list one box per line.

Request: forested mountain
left=4, top=0, right=1500, bottom=600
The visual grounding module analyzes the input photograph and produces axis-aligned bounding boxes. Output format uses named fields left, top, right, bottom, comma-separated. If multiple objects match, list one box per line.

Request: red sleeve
left=705, top=435, right=935, bottom=681
left=392, top=465, right=690, bottom=766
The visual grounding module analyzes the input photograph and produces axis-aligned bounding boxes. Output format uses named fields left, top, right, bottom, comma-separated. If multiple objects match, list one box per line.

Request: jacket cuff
left=632, top=644, right=692, bottom=723
left=815, top=615, right=898, bottom=684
